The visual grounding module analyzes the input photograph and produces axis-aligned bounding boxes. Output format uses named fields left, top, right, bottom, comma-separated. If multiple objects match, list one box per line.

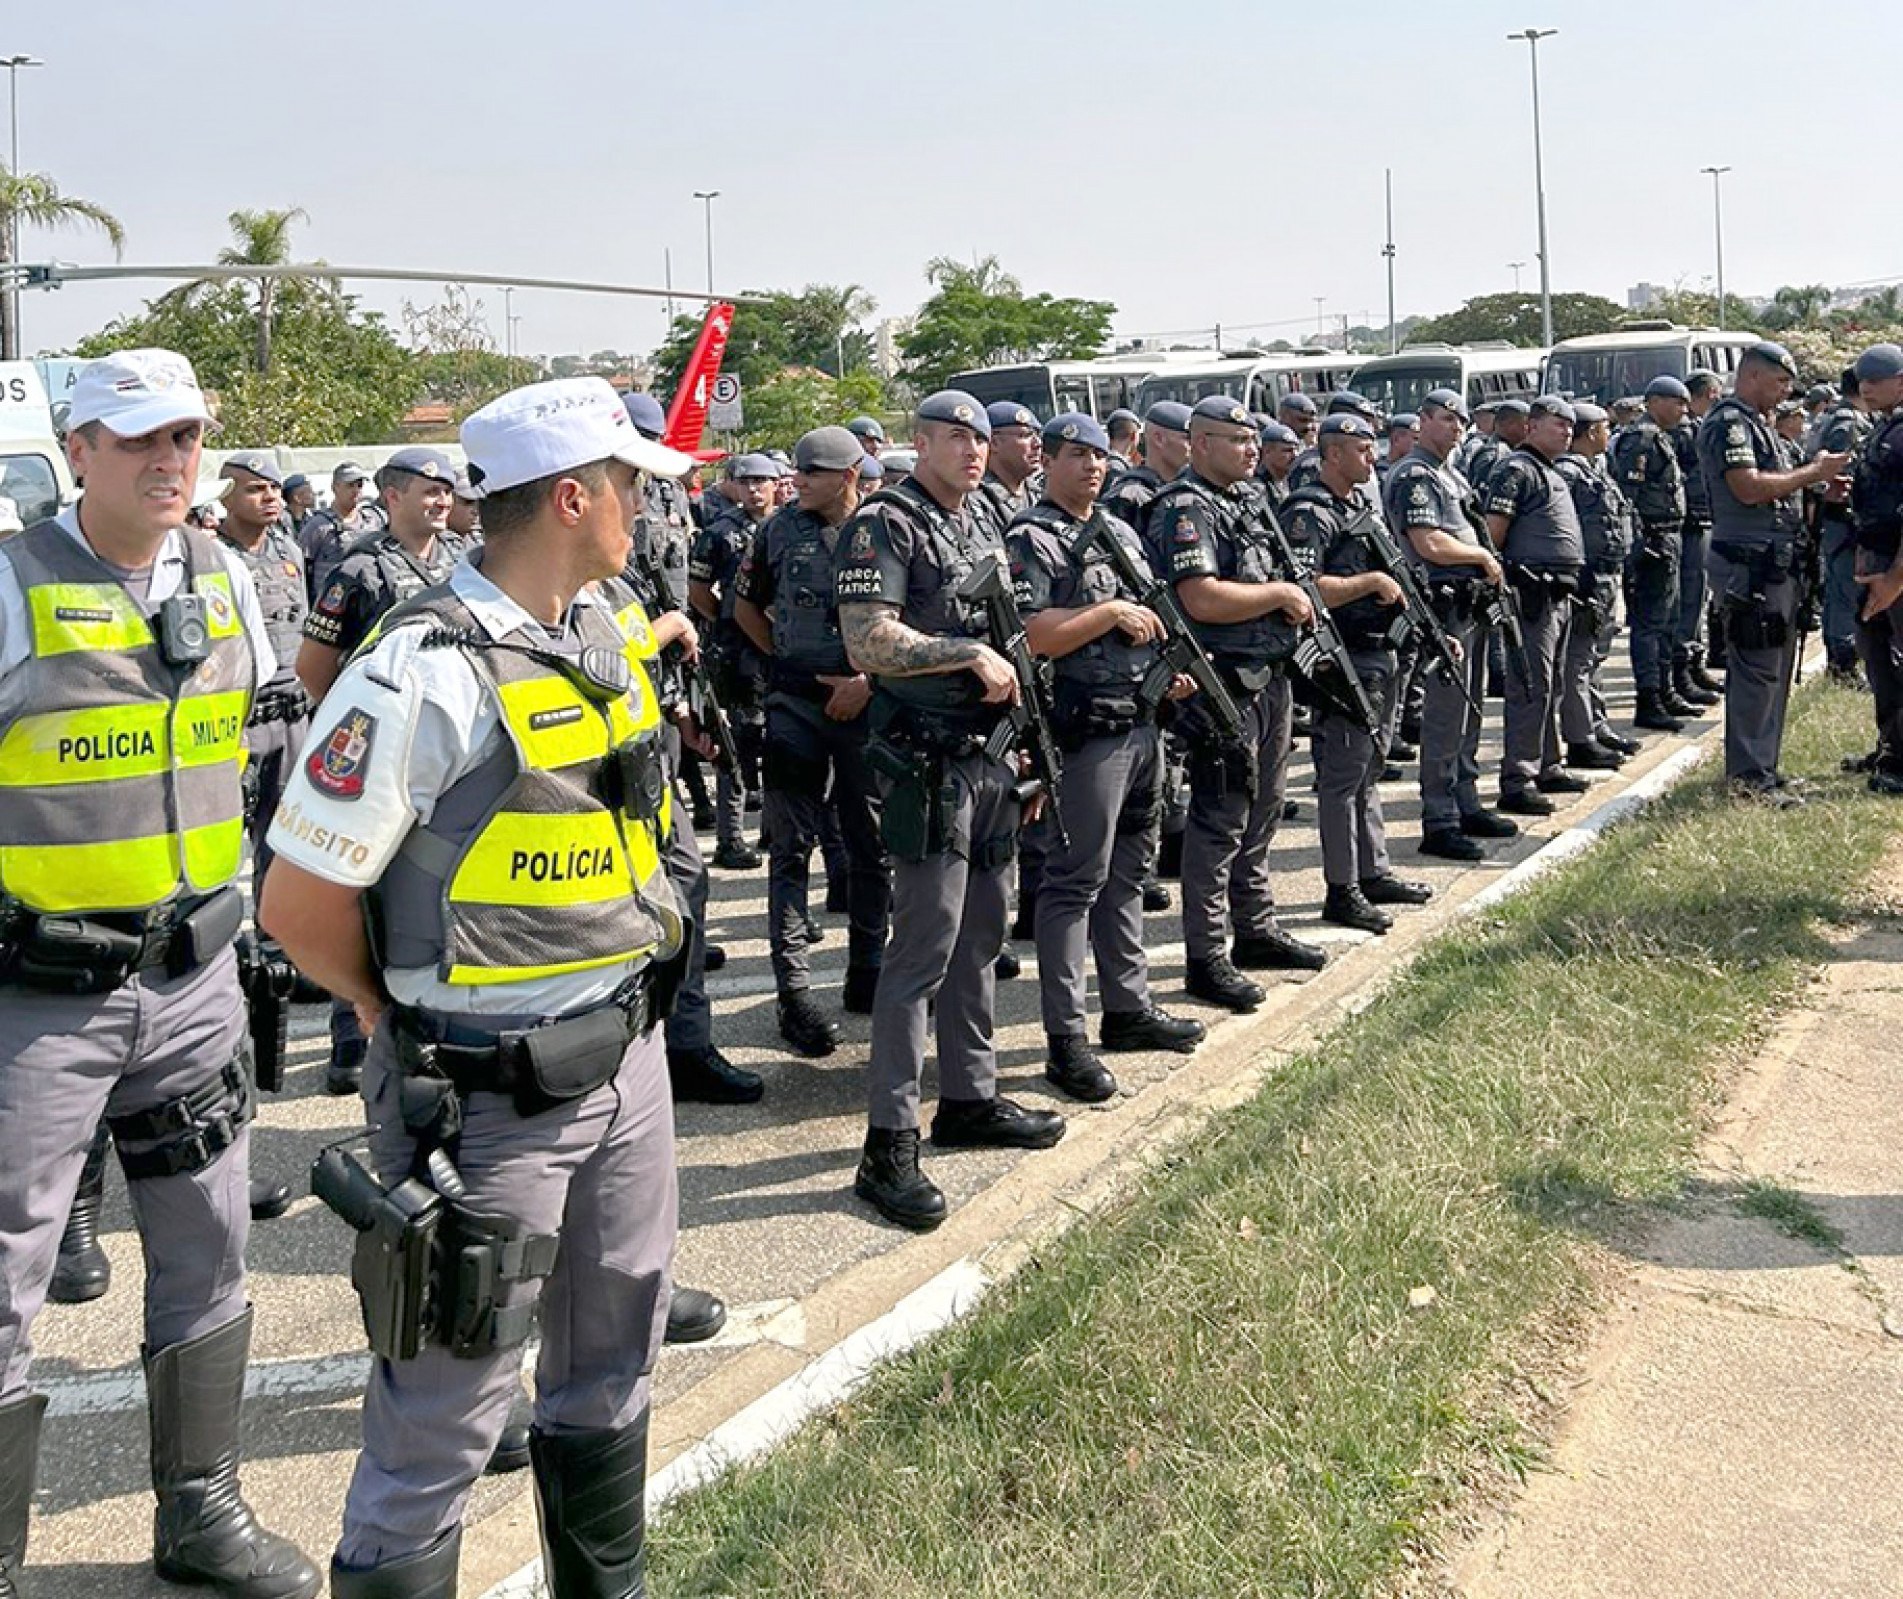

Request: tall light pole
left=1508, top=28, right=1557, bottom=348
left=1700, top=165, right=1732, bottom=330
left=503, top=285, right=515, bottom=364
left=692, top=190, right=720, bottom=296
left=1508, top=261, right=1526, bottom=293
left=3, top=54, right=44, bottom=362
left=1313, top=296, right=1326, bottom=341
left=1382, top=168, right=1398, bottom=354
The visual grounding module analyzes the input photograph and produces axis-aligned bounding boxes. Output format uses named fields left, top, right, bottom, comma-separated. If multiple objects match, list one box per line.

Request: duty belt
left=249, top=685, right=310, bottom=725
left=0, top=885, right=244, bottom=994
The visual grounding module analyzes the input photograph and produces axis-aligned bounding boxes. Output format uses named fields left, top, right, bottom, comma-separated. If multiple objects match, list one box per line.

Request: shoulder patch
left=1173, top=512, right=1200, bottom=545
left=307, top=709, right=377, bottom=800
left=316, top=579, right=348, bottom=616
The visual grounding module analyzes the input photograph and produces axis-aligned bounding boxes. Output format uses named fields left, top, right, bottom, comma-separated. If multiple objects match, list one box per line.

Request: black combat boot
left=854, top=1128, right=947, bottom=1231
left=1140, top=877, right=1173, bottom=912
left=1496, top=787, right=1556, bottom=817
left=1672, top=658, right=1720, bottom=707
left=1184, top=955, right=1264, bottom=1013
left=665, top=1286, right=726, bottom=1344
left=1658, top=666, right=1701, bottom=719
left=1231, top=925, right=1327, bottom=972
left=0, top=1392, right=46, bottom=1599
left=145, top=1309, right=323, bottom=1598
left=329, top=1528, right=461, bottom=1598
left=50, top=1123, right=112, bottom=1304
left=775, top=990, right=840, bottom=1059
left=325, top=1035, right=367, bottom=1097
left=530, top=1416, right=650, bottom=1599
left=1099, top=1006, right=1206, bottom=1055
left=1687, top=650, right=1725, bottom=694
left=1322, top=884, right=1393, bottom=935
left=1565, top=739, right=1623, bottom=771
left=667, top=1047, right=763, bottom=1106
left=1633, top=689, right=1685, bottom=733
left=841, top=965, right=881, bottom=1015
left=1044, top=1035, right=1118, bottom=1102
left=1459, top=808, right=1520, bottom=839
left=1419, top=826, right=1485, bottom=861
left=486, top=1385, right=533, bottom=1476
left=1358, top=874, right=1433, bottom=907
left=931, top=1097, right=1066, bottom=1151
left=1596, top=726, right=1642, bottom=757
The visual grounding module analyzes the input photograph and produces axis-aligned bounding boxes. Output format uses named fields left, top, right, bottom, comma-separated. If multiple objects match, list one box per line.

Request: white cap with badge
left=461, top=377, right=694, bottom=494
left=67, top=348, right=217, bottom=437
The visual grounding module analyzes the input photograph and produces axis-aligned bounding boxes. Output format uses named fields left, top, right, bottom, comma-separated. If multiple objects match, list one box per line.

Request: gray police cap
left=986, top=400, right=1039, bottom=434
left=1495, top=398, right=1533, bottom=419
left=1745, top=342, right=1800, bottom=380
left=1325, top=390, right=1381, bottom=421
left=1191, top=395, right=1254, bottom=429
left=622, top=391, right=667, bottom=438
left=1854, top=343, right=1903, bottom=383
left=1144, top=400, right=1193, bottom=435
left=859, top=455, right=886, bottom=480
left=1420, top=387, right=1471, bottom=421
left=726, top=452, right=780, bottom=480
left=1104, top=407, right=1141, bottom=429
left=1388, top=412, right=1420, bottom=434
left=1278, top=392, right=1319, bottom=417
left=382, top=446, right=456, bottom=483
left=1528, top=395, right=1576, bottom=425
left=1040, top=411, right=1110, bottom=453
left=220, top=451, right=282, bottom=487
left=1571, top=402, right=1608, bottom=427
left=1644, top=375, right=1691, bottom=401
left=846, top=415, right=887, bottom=443
left=1258, top=420, right=1301, bottom=446
left=793, top=425, right=865, bottom=473
left=916, top=390, right=991, bottom=439
left=1317, top=413, right=1377, bottom=441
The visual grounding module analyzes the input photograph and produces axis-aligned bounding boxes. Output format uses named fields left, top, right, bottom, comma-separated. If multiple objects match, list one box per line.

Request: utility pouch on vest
left=515, top=1005, right=628, bottom=1117
left=312, top=1143, right=443, bottom=1362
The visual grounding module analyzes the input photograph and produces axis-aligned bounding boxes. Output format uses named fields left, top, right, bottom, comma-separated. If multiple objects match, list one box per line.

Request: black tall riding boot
left=50, top=1123, right=112, bottom=1304
left=529, top=1413, right=651, bottom=1598
left=145, top=1308, right=322, bottom=1598
left=0, top=1392, right=46, bottom=1599
left=329, top=1527, right=461, bottom=1598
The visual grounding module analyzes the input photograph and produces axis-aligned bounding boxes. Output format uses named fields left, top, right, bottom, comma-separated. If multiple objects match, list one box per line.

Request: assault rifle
left=1074, top=510, right=1245, bottom=745
left=627, top=544, right=740, bottom=773
left=1459, top=497, right=1532, bottom=683
left=956, top=550, right=1070, bottom=851
left=1243, top=497, right=1378, bottom=731
left=1352, top=507, right=1480, bottom=718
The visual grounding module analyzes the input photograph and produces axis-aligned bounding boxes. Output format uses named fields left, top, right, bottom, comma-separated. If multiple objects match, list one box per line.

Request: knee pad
left=110, top=1043, right=255, bottom=1181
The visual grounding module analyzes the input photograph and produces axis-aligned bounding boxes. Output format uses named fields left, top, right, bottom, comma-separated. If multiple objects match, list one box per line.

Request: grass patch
left=651, top=681, right=1899, bottom=1599
left=1734, top=1179, right=1847, bottom=1252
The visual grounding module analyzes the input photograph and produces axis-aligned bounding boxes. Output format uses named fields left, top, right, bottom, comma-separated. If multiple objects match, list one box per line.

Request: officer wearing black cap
left=1814, top=365, right=1876, bottom=685
left=1277, top=391, right=1319, bottom=448
left=1849, top=344, right=1903, bottom=791
left=282, top=472, right=316, bottom=530
left=1555, top=404, right=1639, bottom=770
left=1102, top=401, right=1191, bottom=539
left=1381, top=388, right=1516, bottom=860
left=1697, top=342, right=1851, bottom=802
left=1453, top=399, right=1499, bottom=480
left=834, top=389, right=1065, bottom=1231
left=1284, top=416, right=1433, bottom=932
left=1256, top=420, right=1302, bottom=509
left=972, top=402, right=1043, bottom=536
left=1486, top=395, right=1589, bottom=815
left=733, top=426, right=891, bottom=1058
left=1288, top=393, right=1382, bottom=496
left=1152, top=396, right=1321, bottom=1012
left=1466, top=399, right=1529, bottom=498
left=1006, top=413, right=1206, bottom=1100
left=296, top=446, right=470, bottom=1096
left=1674, top=371, right=1727, bottom=701
left=1379, top=414, right=1419, bottom=491
left=1104, top=407, right=1142, bottom=476
left=296, top=460, right=384, bottom=596
left=847, top=415, right=887, bottom=458
left=1612, top=376, right=1696, bottom=731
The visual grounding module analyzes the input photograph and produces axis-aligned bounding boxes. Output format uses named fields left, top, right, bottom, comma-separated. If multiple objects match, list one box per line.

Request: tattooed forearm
left=841, top=602, right=985, bottom=678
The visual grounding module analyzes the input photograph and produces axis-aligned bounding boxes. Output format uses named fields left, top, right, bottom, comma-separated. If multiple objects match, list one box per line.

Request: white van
left=0, top=361, right=76, bottom=529
left=1132, top=349, right=1364, bottom=416
left=1349, top=343, right=1545, bottom=417
left=1541, top=324, right=1761, bottom=402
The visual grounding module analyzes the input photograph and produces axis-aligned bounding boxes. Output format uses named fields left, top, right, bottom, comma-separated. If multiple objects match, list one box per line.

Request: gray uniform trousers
left=337, top=1019, right=675, bottom=1566
left=1854, top=548, right=1903, bottom=765
left=762, top=704, right=889, bottom=992
left=1707, top=545, right=1801, bottom=782
left=0, top=952, right=252, bottom=1396
left=1676, top=517, right=1713, bottom=658
left=1314, top=651, right=1397, bottom=888
left=866, top=749, right=1018, bottom=1131
left=243, top=710, right=309, bottom=880
left=1419, top=612, right=1489, bottom=831
left=1033, top=724, right=1161, bottom=1038
left=1625, top=532, right=1681, bottom=690
left=661, top=724, right=713, bottom=1057
left=1181, top=676, right=1294, bottom=962
left=1501, top=587, right=1572, bottom=794
left=1560, top=575, right=1622, bottom=745
left=1822, top=519, right=1862, bottom=670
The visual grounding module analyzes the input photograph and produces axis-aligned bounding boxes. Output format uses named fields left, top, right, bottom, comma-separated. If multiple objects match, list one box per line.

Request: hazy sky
left=13, top=1, right=1901, bottom=367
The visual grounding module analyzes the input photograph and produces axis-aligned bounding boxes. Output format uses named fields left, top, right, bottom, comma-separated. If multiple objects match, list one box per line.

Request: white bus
left=1348, top=343, right=1545, bottom=417
left=945, top=352, right=1213, bottom=421
left=1541, top=324, right=1761, bottom=402
left=1131, top=349, right=1364, bottom=416
left=0, top=362, right=75, bottom=529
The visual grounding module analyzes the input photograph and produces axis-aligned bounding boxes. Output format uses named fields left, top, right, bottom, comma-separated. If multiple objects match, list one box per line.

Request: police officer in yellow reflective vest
left=0, top=349, right=322, bottom=1598
left=262, top=378, right=692, bottom=1598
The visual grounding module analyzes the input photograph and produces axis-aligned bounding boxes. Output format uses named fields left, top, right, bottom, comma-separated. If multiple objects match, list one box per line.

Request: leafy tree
left=724, top=369, right=887, bottom=454
left=1407, top=291, right=1627, bottom=348
left=898, top=256, right=1115, bottom=391
left=157, top=207, right=333, bottom=374
left=401, top=284, right=540, bottom=419
left=75, top=279, right=419, bottom=445
left=0, top=168, right=126, bottom=360
left=649, top=282, right=878, bottom=400
left=1761, top=283, right=1833, bottom=332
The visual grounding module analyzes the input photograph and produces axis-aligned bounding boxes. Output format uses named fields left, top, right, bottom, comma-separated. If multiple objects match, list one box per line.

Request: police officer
left=690, top=455, right=775, bottom=869
left=973, top=401, right=1042, bottom=534
left=446, top=468, right=482, bottom=542
left=734, top=426, right=891, bottom=1057
left=1277, top=391, right=1319, bottom=448
left=1155, top=396, right=1321, bottom=1013
left=1284, top=415, right=1433, bottom=933
left=1675, top=371, right=1726, bottom=703
left=262, top=377, right=690, bottom=1595
left=1612, top=376, right=1696, bottom=731
left=846, top=415, right=887, bottom=459
left=1466, top=398, right=1529, bottom=497
left=1382, top=388, right=1516, bottom=861
left=1288, top=392, right=1382, bottom=496
left=1104, top=407, right=1142, bottom=476
left=1379, top=413, right=1419, bottom=489
left=1698, top=342, right=1850, bottom=804
left=1097, top=399, right=1182, bottom=529
left=1006, top=413, right=1206, bottom=1101
left=834, top=390, right=1065, bottom=1232
left=282, top=472, right=316, bottom=531
left=1256, top=419, right=1302, bottom=508
left=1487, top=395, right=1588, bottom=816
left=1453, top=399, right=1498, bottom=479
left=296, top=460, right=382, bottom=596
left=0, top=350, right=320, bottom=1598
left=1848, top=343, right=1903, bottom=794
left=1555, top=404, right=1638, bottom=769
left=1813, top=367, right=1874, bottom=686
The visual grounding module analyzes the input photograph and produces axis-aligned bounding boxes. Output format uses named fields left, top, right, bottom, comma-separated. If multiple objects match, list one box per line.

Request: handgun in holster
left=312, top=1143, right=444, bottom=1362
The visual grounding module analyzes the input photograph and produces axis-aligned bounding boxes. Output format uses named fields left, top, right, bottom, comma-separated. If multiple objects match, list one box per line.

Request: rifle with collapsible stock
left=1351, top=506, right=1481, bottom=718
left=629, top=543, right=740, bottom=773
left=1243, top=496, right=1378, bottom=731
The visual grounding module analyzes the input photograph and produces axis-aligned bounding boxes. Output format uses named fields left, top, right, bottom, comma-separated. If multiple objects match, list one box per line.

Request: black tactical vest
left=1011, top=501, right=1158, bottom=690
left=764, top=504, right=852, bottom=680
left=1555, top=455, right=1635, bottom=570
left=221, top=524, right=307, bottom=688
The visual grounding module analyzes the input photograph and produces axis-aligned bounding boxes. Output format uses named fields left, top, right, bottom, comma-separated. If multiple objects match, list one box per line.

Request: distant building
left=1627, top=282, right=1667, bottom=312
left=871, top=316, right=914, bottom=380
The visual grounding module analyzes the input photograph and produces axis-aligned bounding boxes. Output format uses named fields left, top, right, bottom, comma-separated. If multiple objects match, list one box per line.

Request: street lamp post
left=692, top=190, right=720, bottom=296
left=1508, top=261, right=1526, bottom=293
left=503, top=285, right=515, bottom=364
left=2, top=53, right=45, bottom=362
left=1700, top=165, right=1732, bottom=330
left=1383, top=168, right=1397, bottom=354
left=1508, top=28, right=1557, bottom=349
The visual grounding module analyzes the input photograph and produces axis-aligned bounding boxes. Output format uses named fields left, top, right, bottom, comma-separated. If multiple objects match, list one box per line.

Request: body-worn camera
left=157, top=593, right=211, bottom=667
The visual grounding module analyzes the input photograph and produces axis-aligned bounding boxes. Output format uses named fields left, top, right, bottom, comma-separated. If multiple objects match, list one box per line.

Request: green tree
left=1761, top=283, right=1833, bottom=332
left=75, top=279, right=420, bottom=445
left=157, top=207, right=332, bottom=374
left=649, top=282, right=878, bottom=400
left=898, top=256, right=1115, bottom=391
left=723, top=369, right=887, bottom=454
left=1408, top=291, right=1627, bottom=347
left=0, top=168, right=126, bottom=360
left=401, top=284, right=540, bottom=420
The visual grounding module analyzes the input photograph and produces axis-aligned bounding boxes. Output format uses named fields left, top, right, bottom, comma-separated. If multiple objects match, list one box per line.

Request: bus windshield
left=1546, top=344, right=1688, bottom=402
left=953, top=365, right=1056, bottom=415
left=1352, top=360, right=1461, bottom=417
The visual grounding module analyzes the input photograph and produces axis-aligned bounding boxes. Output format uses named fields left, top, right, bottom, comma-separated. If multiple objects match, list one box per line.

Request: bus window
left=0, top=453, right=59, bottom=528
left=1052, top=374, right=1091, bottom=418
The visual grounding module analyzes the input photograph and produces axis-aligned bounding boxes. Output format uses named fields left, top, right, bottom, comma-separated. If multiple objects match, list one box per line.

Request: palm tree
left=161, top=207, right=331, bottom=374
left=0, top=168, right=126, bottom=360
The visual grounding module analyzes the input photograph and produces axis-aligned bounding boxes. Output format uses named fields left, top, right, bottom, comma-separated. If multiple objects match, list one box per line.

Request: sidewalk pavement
left=1453, top=851, right=1903, bottom=1599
